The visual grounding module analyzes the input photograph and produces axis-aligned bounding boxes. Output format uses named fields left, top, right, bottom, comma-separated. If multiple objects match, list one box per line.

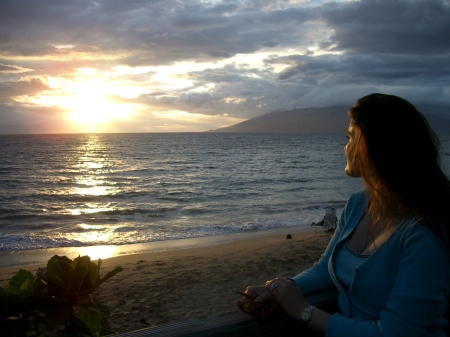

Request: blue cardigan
left=291, top=190, right=450, bottom=336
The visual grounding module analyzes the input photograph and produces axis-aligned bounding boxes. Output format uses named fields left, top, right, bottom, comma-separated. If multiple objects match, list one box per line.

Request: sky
left=0, top=0, right=449, bottom=133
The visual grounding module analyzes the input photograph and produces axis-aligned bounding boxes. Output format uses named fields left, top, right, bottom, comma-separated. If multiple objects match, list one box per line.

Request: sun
left=65, top=80, right=115, bottom=126
left=68, top=93, right=113, bottom=125
left=58, top=73, right=138, bottom=131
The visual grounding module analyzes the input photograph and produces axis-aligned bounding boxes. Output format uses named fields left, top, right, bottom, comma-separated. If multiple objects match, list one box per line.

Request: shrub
left=0, top=255, right=123, bottom=336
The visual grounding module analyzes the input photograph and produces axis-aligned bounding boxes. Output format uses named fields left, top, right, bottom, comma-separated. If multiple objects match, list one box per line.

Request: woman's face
left=344, top=121, right=362, bottom=177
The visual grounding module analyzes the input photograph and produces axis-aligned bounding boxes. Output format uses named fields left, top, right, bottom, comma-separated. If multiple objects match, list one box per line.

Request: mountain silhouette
left=210, top=106, right=450, bottom=135
left=211, top=106, right=349, bottom=134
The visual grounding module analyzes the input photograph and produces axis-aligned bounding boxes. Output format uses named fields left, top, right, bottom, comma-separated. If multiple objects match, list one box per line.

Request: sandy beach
left=0, top=229, right=332, bottom=334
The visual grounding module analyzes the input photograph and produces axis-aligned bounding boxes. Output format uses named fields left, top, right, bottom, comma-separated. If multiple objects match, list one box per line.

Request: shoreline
left=0, top=224, right=324, bottom=269
left=0, top=228, right=332, bottom=333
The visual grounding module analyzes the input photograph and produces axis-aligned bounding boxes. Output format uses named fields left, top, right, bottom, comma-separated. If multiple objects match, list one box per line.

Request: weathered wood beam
left=114, top=287, right=339, bottom=337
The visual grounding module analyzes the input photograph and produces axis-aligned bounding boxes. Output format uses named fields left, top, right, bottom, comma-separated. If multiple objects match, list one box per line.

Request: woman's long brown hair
left=349, top=93, right=450, bottom=247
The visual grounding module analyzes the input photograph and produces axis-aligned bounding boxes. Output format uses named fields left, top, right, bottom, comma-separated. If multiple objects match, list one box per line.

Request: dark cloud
left=274, top=53, right=450, bottom=84
left=0, top=0, right=450, bottom=133
left=261, top=41, right=279, bottom=48
left=203, top=51, right=232, bottom=59
left=320, top=0, right=450, bottom=55
left=136, top=71, right=321, bottom=119
left=0, top=103, right=69, bottom=134
left=0, top=78, right=49, bottom=103
left=0, top=0, right=318, bottom=65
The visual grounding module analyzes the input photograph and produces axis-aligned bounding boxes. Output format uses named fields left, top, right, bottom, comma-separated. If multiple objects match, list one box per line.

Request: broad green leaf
left=20, top=278, right=31, bottom=290
left=48, top=255, right=72, bottom=273
left=46, top=256, right=71, bottom=286
left=70, top=255, right=82, bottom=270
left=46, top=272, right=69, bottom=294
left=88, top=261, right=100, bottom=289
left=72, top=317, right=99, bottom=337
left=19, top=278, right=34, bottom=297
left=8, top=269, right=34, bottom=296
left=70, top=256, right=90, bottom=293
left=75, top=302, right=104, bottom=337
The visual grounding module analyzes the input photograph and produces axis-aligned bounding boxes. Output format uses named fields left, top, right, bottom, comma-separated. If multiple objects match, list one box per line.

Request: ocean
left=1, top=133, right=448, bottom=267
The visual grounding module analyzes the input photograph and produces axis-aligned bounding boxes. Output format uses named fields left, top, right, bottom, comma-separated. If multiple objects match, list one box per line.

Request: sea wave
left=0, top=133, right=376, bottom=252
left=0, top=207, right=340, bottom=251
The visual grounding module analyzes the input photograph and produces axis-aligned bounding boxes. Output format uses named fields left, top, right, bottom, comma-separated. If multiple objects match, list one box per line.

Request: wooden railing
left=114, top=288, right=340, bottom=337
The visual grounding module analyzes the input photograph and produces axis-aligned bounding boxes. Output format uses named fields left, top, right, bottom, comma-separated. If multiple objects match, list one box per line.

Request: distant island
left=209, top=106, right=450, bottom=135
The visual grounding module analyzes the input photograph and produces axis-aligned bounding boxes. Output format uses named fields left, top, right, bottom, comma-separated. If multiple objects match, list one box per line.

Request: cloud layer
left=0, top=0, right=449, bottom=133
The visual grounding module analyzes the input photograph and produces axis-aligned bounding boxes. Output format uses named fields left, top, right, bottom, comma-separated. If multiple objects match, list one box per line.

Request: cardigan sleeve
left=288, top=223, right=340, bottom=294
left=326, top=223, right=450, bottom=337
left=289, top=191, right=366, bottom=294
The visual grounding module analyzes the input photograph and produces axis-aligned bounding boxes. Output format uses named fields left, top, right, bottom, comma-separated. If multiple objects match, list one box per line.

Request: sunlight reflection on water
left=66, top=135, right=119, bottom=244
left=72, top=185, right=115, bottom=196
left=75, top=245, right=119, bottom=261
left=65, top=225, right=116, bottom=251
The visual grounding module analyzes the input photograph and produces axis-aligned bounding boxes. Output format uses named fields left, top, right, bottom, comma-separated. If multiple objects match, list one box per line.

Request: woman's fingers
left=241, top=285, right=270, bottom=302
left=265, top=278, right=309, bottom=319
left=241, top=278, right=287, bottom=304
left=267, top=278, right=301, bottom=299
left=265, top=277, right=289, bottom=291
left=254, top=289, right=274, bottom=303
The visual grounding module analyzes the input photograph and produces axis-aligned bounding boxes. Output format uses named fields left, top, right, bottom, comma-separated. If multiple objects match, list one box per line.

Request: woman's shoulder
left=342, top=190, right=368, bottom=216
left=395, top=216, right=449, bottom=257
left=348, top=190, right=367, bottom=203
left=338, top=190, right=368, bottom=233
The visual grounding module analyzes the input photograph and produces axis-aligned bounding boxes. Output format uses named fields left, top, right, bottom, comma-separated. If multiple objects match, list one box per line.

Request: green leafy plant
left=0, top=255, right=123, bottom=336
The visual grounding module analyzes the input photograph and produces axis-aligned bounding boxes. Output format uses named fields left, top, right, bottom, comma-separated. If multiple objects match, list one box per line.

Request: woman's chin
left=345, top=167, right=361, bottom=178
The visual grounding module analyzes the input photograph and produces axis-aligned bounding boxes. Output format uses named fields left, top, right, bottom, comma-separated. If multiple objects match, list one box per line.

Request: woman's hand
left=242, top=285, right=275, bottom=303
left=265, top=277, right=310, bottom=319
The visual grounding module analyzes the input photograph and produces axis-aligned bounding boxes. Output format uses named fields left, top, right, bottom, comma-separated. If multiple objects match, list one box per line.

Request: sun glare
left=54, top=75, right=138, bottom=132
left=68, top=96, right=113, bottom=125
left=24, top=56, right=277, bottom=133
left=65, top=80, right=114, bottom=125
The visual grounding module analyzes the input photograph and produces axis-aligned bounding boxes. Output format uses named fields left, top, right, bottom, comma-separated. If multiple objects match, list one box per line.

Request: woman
left=243, top=94, right=450, bottom=336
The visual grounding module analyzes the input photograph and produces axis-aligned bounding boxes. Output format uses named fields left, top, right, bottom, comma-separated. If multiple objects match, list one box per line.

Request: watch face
left=301, top=311, right=311, bottom=321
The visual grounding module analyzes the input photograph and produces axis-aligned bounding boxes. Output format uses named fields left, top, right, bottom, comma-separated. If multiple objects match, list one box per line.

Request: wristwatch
left=299, top=305, right=316, bottom=323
